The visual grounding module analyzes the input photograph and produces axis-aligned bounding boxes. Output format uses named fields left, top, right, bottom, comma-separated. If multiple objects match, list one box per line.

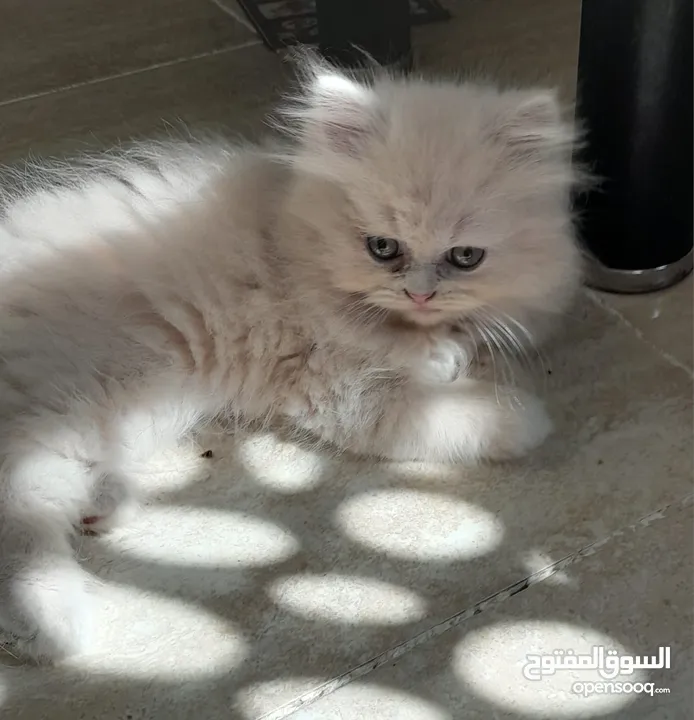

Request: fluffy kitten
left=0, top=60, right=581, bottom=662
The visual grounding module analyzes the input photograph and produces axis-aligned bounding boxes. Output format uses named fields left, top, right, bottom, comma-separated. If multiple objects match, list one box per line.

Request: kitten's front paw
left=411, top=338, right=470, bottom=385
left=485, top=392, right=553, bottom=460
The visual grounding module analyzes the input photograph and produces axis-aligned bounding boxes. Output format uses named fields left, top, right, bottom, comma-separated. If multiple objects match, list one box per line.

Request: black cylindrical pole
left=575, top=0, right=693, bottom=293
left=315, top=0, right=412, bottom=70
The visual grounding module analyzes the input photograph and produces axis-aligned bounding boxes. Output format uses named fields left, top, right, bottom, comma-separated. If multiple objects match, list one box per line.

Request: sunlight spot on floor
left=268, top=573, right=427, bottom=625
left=453, top=620, right=645, bottom=717
left=107, top=505, right=299, bottom=566
left=236, top=677, right=329, bottom=719
left=290, top=684, right=451, bottom=719
left=238, top=433, right=325, bottom=493
left=71, top=584, right=248, bottom=679
left=520, top=550, right=575, bottom=587
left=335, top=489, right=503, bottom=561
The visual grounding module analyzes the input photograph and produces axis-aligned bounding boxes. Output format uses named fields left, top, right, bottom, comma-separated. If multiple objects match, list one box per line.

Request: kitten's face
left=288, top=68, right=581, bottom=331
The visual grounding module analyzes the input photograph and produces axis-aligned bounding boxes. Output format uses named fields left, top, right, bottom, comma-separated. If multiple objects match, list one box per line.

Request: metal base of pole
left=575, top=0, right=692, bottom=288
left=584, top=249, right=693, bottom=294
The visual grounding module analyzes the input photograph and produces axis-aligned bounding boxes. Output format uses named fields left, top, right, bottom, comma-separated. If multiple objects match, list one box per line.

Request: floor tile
left=0, top=295, right=690, bottom=719
left=1, top=3, right=691, bottom=718
left=590, top=277, right=693, bottom=376
left=290, top=498, right=694, bottom=719
left=0, top=0, right=256, bottom=103
left=0, top=44, right=288, bottom=163
left=415, top=0, right=582, bottom=102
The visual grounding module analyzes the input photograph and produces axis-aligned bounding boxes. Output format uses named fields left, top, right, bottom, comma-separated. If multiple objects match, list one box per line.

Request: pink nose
left=405, top=291, right=436, bottom=305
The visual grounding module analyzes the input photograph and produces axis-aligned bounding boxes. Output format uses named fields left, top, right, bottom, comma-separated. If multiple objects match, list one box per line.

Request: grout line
left=0, top=39, right=263, bottom=110
left=260, top=492, right=693, bottom=720
left=209, top=0, right=258, bottom=33
left=584, top=288, right=694, bottom=379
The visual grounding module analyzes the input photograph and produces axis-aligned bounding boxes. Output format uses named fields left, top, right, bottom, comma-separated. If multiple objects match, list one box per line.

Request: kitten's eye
left=447, top=246, right=486, bottom=270
left=366, top=236, right=401, bottom=261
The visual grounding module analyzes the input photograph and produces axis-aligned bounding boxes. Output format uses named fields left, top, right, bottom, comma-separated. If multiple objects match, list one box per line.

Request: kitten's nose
left=405, top=290, right=436, bottom=305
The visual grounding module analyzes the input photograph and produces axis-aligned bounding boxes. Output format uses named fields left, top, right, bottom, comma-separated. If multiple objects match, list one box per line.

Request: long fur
left=0, top=59, right=583, bottom=662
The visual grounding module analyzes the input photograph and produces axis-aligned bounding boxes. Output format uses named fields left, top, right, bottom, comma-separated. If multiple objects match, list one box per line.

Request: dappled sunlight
left=238, top=433, right=326, bottom=493
left=101, top=505, right=300, bottom=567
left=268, top=573, right=428, bottom=625
left=236, top=677, right=329, bottom=719
left=520, top=549, right=577, bottom=587
left=335, top=488, right=504, bottom=561
left=453, top=620, right=645, bottom=717
left=286, top=683, right=451, bottom=720
left=69, top=584, right=248, bottom=679
left=4, top=379, right=687, bottom=718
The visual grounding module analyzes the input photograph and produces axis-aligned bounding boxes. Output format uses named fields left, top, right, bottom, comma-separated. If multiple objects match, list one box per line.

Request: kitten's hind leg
left=341, top=379, right=552, bottom=464
left=0, top=447, right=96, bottom=663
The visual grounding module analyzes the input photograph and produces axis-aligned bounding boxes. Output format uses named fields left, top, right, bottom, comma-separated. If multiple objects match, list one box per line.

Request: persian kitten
left=0, top=60, right=581, bottom=662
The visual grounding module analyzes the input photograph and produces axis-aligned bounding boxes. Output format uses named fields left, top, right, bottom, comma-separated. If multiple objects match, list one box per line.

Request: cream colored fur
left=0, top=60, right=581, bottom=663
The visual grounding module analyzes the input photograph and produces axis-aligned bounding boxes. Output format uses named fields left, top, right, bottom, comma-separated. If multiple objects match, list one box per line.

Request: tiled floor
left=0, top=2, right=692, bottom=719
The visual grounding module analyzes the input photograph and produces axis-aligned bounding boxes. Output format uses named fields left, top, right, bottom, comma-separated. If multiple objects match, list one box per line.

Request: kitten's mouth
left=402, top=305, right=446, bottom=328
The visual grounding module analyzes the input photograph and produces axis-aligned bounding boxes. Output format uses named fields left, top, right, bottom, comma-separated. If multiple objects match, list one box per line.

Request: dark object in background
left=316, top=0, right=411, bottom=69
left=575, top=0, right=693, bottom=293
left=236, top=0, right=449, bottom=53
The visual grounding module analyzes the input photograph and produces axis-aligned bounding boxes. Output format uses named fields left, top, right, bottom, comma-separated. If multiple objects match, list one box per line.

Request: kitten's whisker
left=341, top=302, right=385, bottom=328
left=480, top=304, right=549, bottom=385
left=354, top=306, right=387, bottom=328
left=469, top=317, right=501, bottom=402
left=472, top=311, right=518, bottom=389
left=482, top=310, right=531, bottom=373
left=489, top=325, right=517, bottom=388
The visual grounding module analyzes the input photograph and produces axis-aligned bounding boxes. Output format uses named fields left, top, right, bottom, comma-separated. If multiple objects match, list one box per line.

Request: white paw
left=485, top=392, right=553, bottom=460
left=412, top=339, right=471, bottom=385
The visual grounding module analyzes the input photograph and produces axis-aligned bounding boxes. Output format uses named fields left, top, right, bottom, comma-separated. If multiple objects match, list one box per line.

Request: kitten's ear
left=494, top=90, right=570, bottom=153
left=289, top=60, right=378, bottom=156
